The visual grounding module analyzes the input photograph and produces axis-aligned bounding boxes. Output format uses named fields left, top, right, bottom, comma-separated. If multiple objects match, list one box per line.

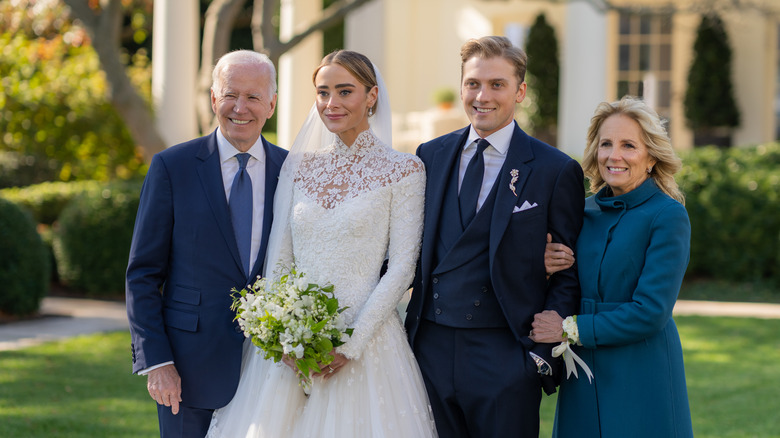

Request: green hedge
left=678, top=143, right=780, bottom=284
left=52, top=181, right=142, bottom=296
left=1, top=181, right=107, bottom=225
left=0, top=197, right=50, bottom=315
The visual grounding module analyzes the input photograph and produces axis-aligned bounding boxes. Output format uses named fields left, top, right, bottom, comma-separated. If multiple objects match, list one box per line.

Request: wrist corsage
left=551, top=315, right=594, bottom=383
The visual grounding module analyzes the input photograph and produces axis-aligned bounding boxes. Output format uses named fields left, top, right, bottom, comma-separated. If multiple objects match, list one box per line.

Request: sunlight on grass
left=0, top=332, right=157, bottom=438
left=1, top=317, right=779, bottom=437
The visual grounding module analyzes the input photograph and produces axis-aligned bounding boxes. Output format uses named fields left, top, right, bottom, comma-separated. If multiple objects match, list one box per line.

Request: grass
left=2, top=316, right=780, bottom=437
left=539, top=315, right=780, bottom=438
left=0, top=332, right=157, bottom=438
left=679, top=278, right=780, bottom=304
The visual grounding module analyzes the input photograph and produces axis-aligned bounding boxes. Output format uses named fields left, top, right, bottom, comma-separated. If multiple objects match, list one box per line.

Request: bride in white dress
left=206, top=51, right=437, bottom=437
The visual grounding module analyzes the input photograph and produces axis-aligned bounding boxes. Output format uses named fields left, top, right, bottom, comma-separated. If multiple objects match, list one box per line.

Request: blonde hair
left=460, top=36, right=527, bottom=87
left=582, top=97, right=685, bottom=204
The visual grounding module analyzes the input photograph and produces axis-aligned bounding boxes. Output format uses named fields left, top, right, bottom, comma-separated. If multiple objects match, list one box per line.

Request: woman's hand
left=529, top=310, right=565, bottom=343
left=545, top=233, right=575, bottom=277
left=312, top=351, right=350, bottom=380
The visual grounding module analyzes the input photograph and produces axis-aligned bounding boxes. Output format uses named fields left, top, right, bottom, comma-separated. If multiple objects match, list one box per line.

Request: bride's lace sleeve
left=337, top=158, right=426, bottom=360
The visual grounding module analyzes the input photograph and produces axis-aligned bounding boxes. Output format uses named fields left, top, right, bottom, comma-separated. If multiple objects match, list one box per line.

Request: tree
left=63, top=0, right=373, bottom=160
left=524, top=13, right=560, bottom=146
left=684, top=14, right=740, bottom=147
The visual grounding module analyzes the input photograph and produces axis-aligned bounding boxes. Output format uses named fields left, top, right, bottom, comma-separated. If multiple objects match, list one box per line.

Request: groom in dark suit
left=405, top=36, right=584, bottom=437
left=126, top=50, right=287, bottom=437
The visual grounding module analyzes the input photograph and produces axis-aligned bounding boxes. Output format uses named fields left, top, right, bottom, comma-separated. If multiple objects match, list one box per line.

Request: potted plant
left=433, top=87, right=456, bottom=110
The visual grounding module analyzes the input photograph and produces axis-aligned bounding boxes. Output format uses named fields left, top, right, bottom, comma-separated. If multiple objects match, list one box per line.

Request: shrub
left=0, top=32, right=147, bottom=187
left=0, top=197, right=50, bottom=316
left=678, top=143, right=780, bottom=284
left=525, top=13, right=560, bottom=131
left=1, top=181, right=106, bottom=225
left=52, top=181, right=142, bottom=296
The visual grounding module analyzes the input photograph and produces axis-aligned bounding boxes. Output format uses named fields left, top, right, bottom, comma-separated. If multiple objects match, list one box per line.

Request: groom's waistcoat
left=422, top=161, right=509, bottom=328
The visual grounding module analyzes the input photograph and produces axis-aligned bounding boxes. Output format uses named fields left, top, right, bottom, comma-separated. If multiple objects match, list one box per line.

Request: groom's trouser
left=414, top=320, right=542, bottom=438
left=157, top=404, right=213, bottom=438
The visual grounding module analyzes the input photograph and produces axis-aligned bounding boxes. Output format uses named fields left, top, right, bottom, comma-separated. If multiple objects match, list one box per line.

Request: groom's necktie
left=229, top=153, right=252, bottom=276
left=459, top=138, right=490, bottom=227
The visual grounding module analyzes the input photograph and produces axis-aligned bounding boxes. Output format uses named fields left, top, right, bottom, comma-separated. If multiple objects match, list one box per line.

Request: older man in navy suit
left=126, top=50, right=287, bottom=438
left=405, top=36, right=584, bottom=437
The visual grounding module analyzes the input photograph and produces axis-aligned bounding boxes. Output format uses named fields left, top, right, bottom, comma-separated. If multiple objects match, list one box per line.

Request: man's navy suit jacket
left=405, top=123, right=584, bottom=385
left=126, top=130, right=287, bottom=408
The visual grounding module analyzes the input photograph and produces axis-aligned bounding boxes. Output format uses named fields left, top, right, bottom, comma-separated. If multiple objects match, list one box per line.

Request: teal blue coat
left=553, top=179, right=694, bottom=438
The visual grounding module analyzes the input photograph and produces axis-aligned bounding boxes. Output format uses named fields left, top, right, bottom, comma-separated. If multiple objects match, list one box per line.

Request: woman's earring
left=368, top=108, right=373, bottom=117
left=647, top=167, right=653, bottom=174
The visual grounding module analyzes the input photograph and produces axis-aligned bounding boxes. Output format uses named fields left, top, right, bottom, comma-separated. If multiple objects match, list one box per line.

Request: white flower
left=562, top=315, right=581, bottom=346
left=294, top=276, right=309, bottom=291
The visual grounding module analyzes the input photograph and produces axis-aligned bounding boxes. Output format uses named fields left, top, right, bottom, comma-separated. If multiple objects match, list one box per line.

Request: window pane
left=617, top=81, right=629, bottom=98
left=660, top=16, right=672, bottom=35
left=659, top=44, right=671, bottom=71
left=619, top=44, right=631, bottom=71
left=620, top=14, right=631, bottom=35
left=639, top=44, right=650, bottom=71
left=640, top=16, right=652, bottom=35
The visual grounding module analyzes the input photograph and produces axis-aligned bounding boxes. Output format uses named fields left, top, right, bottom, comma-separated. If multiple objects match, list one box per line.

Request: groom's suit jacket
left=126, top=129, right=287, bottom=409
left=406, top=123, right=584, bottom=388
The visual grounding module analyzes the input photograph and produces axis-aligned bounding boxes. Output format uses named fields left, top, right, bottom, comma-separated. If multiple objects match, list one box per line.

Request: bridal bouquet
left=231, top=266, right=353, bottom=393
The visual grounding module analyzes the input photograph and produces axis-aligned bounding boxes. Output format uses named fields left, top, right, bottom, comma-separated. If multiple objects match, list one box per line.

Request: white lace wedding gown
left=206, top=130, right=437, bottom=437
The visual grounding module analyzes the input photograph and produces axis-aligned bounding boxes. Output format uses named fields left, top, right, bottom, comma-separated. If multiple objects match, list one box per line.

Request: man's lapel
left=489, top=124, right=534, bottom=259
left=420, top=130, right=470, bottom=284
left=196, top=130, right=245, bottom=276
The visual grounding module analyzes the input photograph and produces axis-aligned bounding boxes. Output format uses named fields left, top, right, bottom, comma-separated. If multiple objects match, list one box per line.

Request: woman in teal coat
left=534, top=97, right=693, bottom=437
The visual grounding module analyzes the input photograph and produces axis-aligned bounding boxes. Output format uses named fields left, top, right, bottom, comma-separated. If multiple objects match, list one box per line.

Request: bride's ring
left=328, top=366, right=334, bottom=374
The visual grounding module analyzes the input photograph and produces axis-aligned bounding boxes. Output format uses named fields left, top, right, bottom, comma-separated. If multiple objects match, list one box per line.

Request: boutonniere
left=509, top=169, right=519, bottom=197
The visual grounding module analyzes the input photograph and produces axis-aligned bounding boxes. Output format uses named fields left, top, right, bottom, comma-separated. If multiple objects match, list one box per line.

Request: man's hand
left=530, top=310, right=565, bottom=343
left=147, top=364, right=182, bottom=415
left=544, top=233, right=575, bottom=276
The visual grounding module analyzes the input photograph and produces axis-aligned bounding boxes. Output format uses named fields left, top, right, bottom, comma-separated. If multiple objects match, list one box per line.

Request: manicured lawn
left=539, top=315, right=780, bottom=437
left=0, top=332, right=157, bottom=438
left=2, top=315, right=779, bottom=437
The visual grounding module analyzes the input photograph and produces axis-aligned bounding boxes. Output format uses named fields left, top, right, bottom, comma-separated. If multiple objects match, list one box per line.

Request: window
left=615, top=13, right=673, bottom=122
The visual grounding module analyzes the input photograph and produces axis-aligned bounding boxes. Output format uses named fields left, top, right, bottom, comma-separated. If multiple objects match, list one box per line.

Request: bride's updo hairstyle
left=312, top=50, right=379, bottom=115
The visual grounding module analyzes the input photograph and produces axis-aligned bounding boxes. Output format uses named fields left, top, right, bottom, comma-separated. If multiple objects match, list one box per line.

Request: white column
left=277, top=0, right=323, bottom=149
left=344, top=0, right=385, bottom=70
left=152, top=0, right=198, bottom=146
left=558, top=0, right=608, bottom=158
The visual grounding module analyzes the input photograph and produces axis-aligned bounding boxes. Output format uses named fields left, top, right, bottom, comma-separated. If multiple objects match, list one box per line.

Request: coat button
left=433, top=293, right=439, bottom=299
left=465, top=314, right=473, bottom=320
left=435, top=308, right=442, bottom=315
left=432, top=277, right=439, bottom=284
left=481, top=286, right=488, bottom=293
left=474, top=300, right=480, bottom=307
left=235, top=325, right=243, bottom=333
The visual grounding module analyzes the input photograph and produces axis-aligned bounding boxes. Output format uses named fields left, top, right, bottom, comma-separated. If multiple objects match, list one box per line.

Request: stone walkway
left=1, top=296, right=780, bottom=352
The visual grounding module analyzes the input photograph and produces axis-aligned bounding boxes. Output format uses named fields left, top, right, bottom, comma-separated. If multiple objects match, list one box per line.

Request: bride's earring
left=368, top=107, right=373, bottom=117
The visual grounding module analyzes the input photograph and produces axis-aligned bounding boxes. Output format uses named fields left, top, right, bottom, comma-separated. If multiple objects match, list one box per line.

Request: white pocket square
left=513, top=200, right=538, bottom=213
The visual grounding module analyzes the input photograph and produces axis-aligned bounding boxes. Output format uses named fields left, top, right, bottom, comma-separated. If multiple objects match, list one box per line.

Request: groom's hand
left=147, top=364, right=182, bottom=415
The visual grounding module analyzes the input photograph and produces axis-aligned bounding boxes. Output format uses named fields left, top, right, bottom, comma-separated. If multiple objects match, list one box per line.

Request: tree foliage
left=0, top=2, right=146, bottom=186
left=525, top=13, right=560, bottom=131
left=683, top=14, right=740, bottom=130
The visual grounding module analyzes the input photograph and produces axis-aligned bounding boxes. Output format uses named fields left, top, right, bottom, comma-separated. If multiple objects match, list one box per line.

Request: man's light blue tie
left=459, top=138, right=490, bottom=227
left=229, top=153, right=252, bottom=276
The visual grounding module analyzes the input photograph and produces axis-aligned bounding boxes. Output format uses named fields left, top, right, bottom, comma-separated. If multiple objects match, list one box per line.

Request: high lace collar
left=332, top=129, right=385, bottom=157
